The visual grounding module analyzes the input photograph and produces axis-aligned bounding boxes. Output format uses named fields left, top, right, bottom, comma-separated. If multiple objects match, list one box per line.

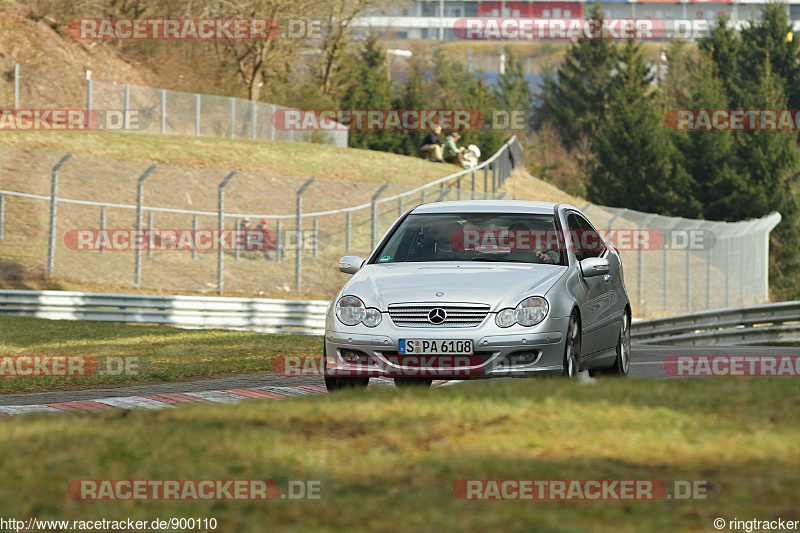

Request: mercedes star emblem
left=428, top=308, right=447, bottom=324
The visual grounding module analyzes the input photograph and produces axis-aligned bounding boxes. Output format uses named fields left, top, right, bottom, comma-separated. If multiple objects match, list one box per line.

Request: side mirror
left=580, top=257, right=610, bottom=278
left=338, top=256, right=366, bottom=274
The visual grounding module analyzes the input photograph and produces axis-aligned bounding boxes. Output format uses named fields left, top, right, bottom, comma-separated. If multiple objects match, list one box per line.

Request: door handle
left=603, top=274, right=611, bottom=283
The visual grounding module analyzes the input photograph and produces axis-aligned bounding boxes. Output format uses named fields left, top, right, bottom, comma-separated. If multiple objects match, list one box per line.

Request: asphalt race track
left=0, top=344, right=798, bottom=416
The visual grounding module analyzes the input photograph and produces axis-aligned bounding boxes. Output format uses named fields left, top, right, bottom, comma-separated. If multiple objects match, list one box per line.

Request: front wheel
left=591, top=312, right=631, bottom=377
left=323, top=344, right=369, bottom=391
left=562, top=314, right=581, bottom=378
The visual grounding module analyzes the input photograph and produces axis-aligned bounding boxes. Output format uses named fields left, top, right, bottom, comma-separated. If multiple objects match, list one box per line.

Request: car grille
left=387, top=304, right=490, bottom=327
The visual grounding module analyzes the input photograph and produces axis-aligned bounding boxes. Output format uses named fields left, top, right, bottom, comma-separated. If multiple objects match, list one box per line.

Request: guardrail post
left=229, top=97, right=235, bottom=139
left=345, top=212, right=351, bottom=252
left=492, top=162, right=497, bottom=194
left=134, top=164, right=157, bottom=286
left=192, top=215, right=198, bottom=260
left=438, top=182, right=446, bottom=201
left=397, top=197, right=403, bottom=217
left=123, top=84, right=130, bottom=130
left=0, top=194, right=4, bottom=240
left=312, top=217, right=319, bottom=258
left=47, top=153, right=73, bottom=275
left=195, top=93, right=201, bottom=136
left=99, top=207, right=106, bottom=254
left=276, top=219, right=283, bottom=261
left=371, top=183, right=390, bottom=250
left=147, top=211, right=154, bottom=260
left=13, top=63, right=19, bottom=109
left=421, top=188, right=426, bottom=204
left=217, top=170, right=238, bottom=296
left=160, top=89, right=166, bottom=134
left=295, top=178, right=316, bottom=291
left=234, top=218, right=240, bottom=261
left=457, top=176, right=461, bottom=200
left=484, top=166, right=488, bottom=197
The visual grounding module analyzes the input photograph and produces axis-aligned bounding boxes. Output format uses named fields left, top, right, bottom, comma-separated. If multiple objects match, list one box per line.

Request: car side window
left=577, top=215, right=605, bottom=259
left=566, top=214, right=586, bottom=262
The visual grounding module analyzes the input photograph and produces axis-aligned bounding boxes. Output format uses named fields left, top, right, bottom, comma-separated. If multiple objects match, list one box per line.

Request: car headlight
left=335, top=296, right=382, bottom=327
left=495, top=308, right=516, bottom=328
left=515, top=297, right=548, bottom=327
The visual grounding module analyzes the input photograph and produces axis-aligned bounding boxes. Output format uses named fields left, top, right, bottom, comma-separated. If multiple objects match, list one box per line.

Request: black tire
left=323, top=343, right=369, bottom=392
left=562, top=314, right=581, bottom=378
left=591, top=311, right=631, bottom=377
left=394, top=378, right=433, bottom=388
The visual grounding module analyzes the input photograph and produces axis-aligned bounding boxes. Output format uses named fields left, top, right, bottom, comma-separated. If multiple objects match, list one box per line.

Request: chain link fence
left=0, top=63, right=347, bottom=147
left=0, top=138, right=516, bottom=299
left=581, top=204, right=781, bottom=316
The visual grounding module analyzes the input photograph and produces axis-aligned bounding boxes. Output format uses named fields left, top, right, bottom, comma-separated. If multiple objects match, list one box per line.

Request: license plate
left=399, top=339, right=474, bottom=355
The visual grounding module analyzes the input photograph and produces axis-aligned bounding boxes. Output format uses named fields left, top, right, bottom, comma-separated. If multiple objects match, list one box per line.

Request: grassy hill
left=0, top=131, right=583, bottom=300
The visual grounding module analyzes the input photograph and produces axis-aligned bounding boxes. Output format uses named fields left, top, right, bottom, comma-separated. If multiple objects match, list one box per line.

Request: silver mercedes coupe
left=324, top=200, right=631, bottom=390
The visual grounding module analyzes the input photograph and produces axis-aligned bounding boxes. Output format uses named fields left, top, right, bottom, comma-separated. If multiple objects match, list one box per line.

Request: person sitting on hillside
left=443, top=132, right=467, bottom=166
left=420, top=125, right=444, bottom=162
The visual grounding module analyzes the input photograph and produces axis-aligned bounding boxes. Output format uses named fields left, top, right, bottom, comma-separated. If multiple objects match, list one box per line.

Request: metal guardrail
left=3, top=289, right=798, bottom=346
left=632, top=301, right=800, bottom=346
left=0, top=290, right=328, bottom=335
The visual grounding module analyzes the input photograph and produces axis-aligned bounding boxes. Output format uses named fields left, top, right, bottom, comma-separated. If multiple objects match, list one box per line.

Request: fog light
left=341, top=350, right=362, bottom=363
left=511, top=351, right=538, bottom=365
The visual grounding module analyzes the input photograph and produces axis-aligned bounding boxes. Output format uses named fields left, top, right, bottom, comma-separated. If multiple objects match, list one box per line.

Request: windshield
left=373, top=213, right=565, bottom=265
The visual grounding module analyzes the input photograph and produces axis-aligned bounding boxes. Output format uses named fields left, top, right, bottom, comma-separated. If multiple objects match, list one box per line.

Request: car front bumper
left=324, top=313, right=569, bottom=380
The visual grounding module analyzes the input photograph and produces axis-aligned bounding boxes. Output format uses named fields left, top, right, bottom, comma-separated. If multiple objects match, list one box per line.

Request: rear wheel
left=394, top=378, right=433, bottom=388
left=562, top=314, right=581, bottom=378
left=323, top=343, right=369, bottom=391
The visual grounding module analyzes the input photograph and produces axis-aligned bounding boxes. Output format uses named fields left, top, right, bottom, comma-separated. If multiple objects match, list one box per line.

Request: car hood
left=341, top=262, right=566, bottom=310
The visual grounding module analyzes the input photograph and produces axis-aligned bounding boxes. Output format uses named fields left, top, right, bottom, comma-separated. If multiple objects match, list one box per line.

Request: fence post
left=484, top=166, right=488, bottom=196
left=13, top=63, right=19, bottom=110
left=195, top=93, right=201, bottom=136
left=295, top=178, right=316, bottom=291
left=192, top=215, right=198, bottom=260
left=229, top=97, right=235, bottom=139
left=438, top=182, right=446, bottom=201
left=234, top=219, right=240, bottom=261
left=312, top=217, right=319, bottom=258
left=123, top=84, right=130, bottom=130
left=662, top=245, right=668, bottom=312
left=134, top=164, right=157, bottom=286
left=705, top=245, right=712, bottom=309
left=0, top=194, right=4, bottom=241
left=99, top=207, right=106, bottom=254
left=492, top=162, right=497, bottom=194
left=160, top=89, right=166, bottom=134
left=217, top=170, right=238, bottom=296
left=147, top=211, right=154, bottom=260
left=276, top=219, right=283, bottom=262
left=471, top=170, right=476, bottom=200
left=86, top=79, right=92, bottom=115
left=421, top=188, right=426, bottom=204
left=457, top=176, right=461, bottom=200
left=47, top=153, right=73, bottom=275
left=345, top=212, right=351, bottom=252
left=685, top=249, right=691, bottom=311
left=371, top=183, right=390, bottom=250
left=250, top=101, right=256, bottom=140
left=269, top=104, right=276, bottom=141
left=397, top=197, right=403, bottom=217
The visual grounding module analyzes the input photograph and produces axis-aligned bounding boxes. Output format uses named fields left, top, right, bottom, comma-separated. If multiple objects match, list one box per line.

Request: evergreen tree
left=589, top=41, right=701, bottom=217
left=496, top=48, right=532, bottom=131
left=538, top=2, right=617, bottom=151
left=339, top=36, right=397, bottom=152
left=392, top=60, right=428, bottom=157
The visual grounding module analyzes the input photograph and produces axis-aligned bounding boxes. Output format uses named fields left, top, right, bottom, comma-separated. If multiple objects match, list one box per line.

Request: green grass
left=1, top=378, right=798, bottom=531
left=0, top=316, right=320, bottom=393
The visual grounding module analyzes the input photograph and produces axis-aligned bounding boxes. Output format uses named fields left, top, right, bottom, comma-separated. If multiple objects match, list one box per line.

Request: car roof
left=410, top=200, right=574, bottom=215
